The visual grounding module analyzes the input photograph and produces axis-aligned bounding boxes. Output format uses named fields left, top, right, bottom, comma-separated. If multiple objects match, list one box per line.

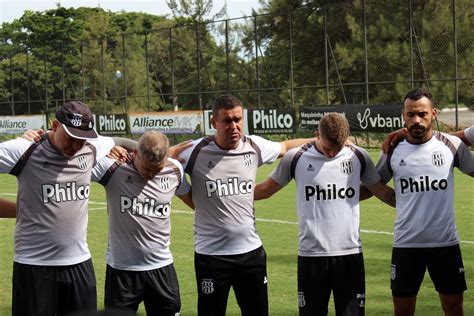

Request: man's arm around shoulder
left=254, top=177, right=283, bottom=200
left=279, top=138, right=312, bottom=158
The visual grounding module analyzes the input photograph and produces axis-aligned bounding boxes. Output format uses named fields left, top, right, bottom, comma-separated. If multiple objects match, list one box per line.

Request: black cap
left=56, top=101, right=98, bottom=140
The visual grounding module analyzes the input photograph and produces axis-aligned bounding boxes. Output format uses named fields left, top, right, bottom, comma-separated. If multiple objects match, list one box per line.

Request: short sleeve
left=168, top=158, right=191, bottom=196
left=88, top=135, right=115, bottom=164
left=91, top=157, right=116, bottom=182
left=0, top=138, right=33, bottom=173
left=357, top=147, right=381, bottom=186
left=247, top=135, right=281, bottom=165
left=376, top=152, right=393, bottom=184
left=269, top=148, right=297, bottom=187
left=464, top=125, right=474, bottom=145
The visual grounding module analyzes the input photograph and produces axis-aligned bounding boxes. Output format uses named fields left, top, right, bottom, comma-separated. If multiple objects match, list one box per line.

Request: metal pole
left=43, top=46, right=49, bottom=117
left=452, top=0, right=459, bottom=130
left=324, top=5, right=329, bottom=104
left=289, top=11, right=295, bottom=109
left=26, top=48, right=31, bottom=114
left=101, top=36, right=106, bottom=111
left=81, top=40, right=85, bottom=102
left=225, top=20, right=230, bottom=93
left=409, top=0, right=414, bottom=89
left=122, top=34, right=128, bottom=115
left=170, top=28, right=176, bottom=110
left=145, top=32, right=151, bottom=111
left=61, top=42, right=66, bottom=104
left=196, top=24, right=202, bottom=111
left=254, top=15, right=260, bottom=107
left=10, top=54, right=15, bottom=115
left=363, top=0, right=369, bottom=104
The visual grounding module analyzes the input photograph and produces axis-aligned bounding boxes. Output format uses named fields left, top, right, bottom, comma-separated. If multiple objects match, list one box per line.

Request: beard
left=408, top=125, right=427, bottom=139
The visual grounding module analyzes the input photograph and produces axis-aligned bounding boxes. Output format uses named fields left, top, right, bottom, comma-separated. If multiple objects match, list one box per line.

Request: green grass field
left=0, top=149, right=472, bottom=315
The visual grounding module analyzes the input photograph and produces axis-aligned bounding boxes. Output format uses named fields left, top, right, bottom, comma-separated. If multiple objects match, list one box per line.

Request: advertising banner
left=248, top=108, right=296, bottom=134
left=0, top=115, right=46, bottom=134
left=129, top=111, right=202, bottom=134
left=94, top=114, right=128, bottom=135
left=299, top=104, right=404, bottom=132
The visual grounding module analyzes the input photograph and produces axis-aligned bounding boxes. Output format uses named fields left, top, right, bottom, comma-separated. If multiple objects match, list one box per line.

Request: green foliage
left=1, top=0, right=473, bottom=114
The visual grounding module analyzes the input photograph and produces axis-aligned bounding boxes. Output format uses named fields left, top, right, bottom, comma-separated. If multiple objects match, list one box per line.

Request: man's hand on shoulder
left=169, top=140, right=193, bottom=162
left=381, top=128, right=407, bottom=154
left=19, top=129, right=45, bottom=142
left=107, top=146, right=129, bottom=162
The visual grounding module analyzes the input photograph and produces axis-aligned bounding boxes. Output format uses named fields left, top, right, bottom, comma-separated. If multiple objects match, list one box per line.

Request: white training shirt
left=0, top=135, right=114, bottom=266
left=180, top=135, right=281, bottom=255
left=271, top=143, right=380, bottom=257
left=377, top=131, right=474, bottom=248
left=92, top=156, right=190, bottom=271
left=464, top=125, right=474, bottom=145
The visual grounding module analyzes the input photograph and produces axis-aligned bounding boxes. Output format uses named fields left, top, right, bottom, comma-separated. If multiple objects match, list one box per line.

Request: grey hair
left=136, top=130, right=169, bottom=165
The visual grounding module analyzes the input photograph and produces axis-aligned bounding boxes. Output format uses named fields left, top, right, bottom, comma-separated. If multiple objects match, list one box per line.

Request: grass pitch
left=0, top=149, right=472, bottom=315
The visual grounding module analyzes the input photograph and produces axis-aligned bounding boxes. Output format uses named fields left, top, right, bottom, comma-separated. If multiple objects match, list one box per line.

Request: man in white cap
left=0, top=101, right=114, bottom=315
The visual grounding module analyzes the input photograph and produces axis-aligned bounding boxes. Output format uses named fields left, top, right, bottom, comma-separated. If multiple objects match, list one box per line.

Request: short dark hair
left=404, top=88, right=435, bottom=108
left=212, top=94, right=243, bottom=117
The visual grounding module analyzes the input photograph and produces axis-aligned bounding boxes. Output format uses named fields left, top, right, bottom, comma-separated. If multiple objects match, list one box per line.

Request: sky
left=0, top=0, right=262, bottom=24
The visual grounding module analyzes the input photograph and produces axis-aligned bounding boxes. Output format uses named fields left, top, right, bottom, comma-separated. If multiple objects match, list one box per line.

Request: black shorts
left=104, top=263, right=180, bottom=316
left=298, top=253, right=365, bottom=316
left=12, top=259, right=97, bottom=316
left=391, top=245, right=467, bottom=297
left=194, top=246, right=268, bottom=316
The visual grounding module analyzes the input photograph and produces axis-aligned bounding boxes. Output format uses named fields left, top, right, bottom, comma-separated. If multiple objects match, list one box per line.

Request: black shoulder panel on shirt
left=98, top=159, right=124, bottom=187
left=9, top=135, right=47, bottom=177
left=348, top=145, right=366, bottom=177
left=434, top=131, right=459, bottom=168
left=184, top=136, right=213, bottom=174
left=290, top=142, right=314, bottom=179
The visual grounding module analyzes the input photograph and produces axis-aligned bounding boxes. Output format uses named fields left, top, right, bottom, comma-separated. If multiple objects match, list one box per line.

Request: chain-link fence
left=1, top=0, right=472, bottom=129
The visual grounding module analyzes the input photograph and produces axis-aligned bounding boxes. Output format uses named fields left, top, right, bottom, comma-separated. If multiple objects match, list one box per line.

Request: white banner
left=129, top=111, right=203, bottom=134
left=0, top=115, right=46, bottom=134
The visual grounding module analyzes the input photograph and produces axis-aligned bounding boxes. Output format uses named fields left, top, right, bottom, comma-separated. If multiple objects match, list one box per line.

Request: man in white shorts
left=254, top=113, right=396, bottom=315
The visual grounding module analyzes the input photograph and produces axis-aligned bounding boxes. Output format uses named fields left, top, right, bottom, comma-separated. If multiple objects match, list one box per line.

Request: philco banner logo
left=96, top=114, right=128, bottom=135
left=249, top=108, right=295, bottom=134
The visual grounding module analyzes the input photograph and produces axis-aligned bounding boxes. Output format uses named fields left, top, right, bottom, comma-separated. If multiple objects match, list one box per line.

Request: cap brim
left=62, top=123, right=98, bottom=140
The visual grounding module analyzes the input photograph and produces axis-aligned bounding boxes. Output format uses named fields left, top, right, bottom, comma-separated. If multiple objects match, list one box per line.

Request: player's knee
left=393, top=296, right=416, bottom=316
left=440, top=293, right=463, bottom=316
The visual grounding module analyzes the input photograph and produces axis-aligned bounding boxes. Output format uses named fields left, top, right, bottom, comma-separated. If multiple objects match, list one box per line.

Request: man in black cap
left=0, top=101, right=115, bottom=315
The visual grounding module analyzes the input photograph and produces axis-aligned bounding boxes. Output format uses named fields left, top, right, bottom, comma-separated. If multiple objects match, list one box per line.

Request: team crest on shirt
left=431, top=151, right=445, bottom=167
left=159, top=176, right=170, bottom=190
left=307, top=164, right=314, bottom=171
left=207, top=161, right=215, bottom=169
left=339, top=159, right=353, bottom=175
left=201, top=279, right=214, bottom=294
left=77, top=155, right=87, bottom=170
left=243, top=154, right=252, bottom=167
